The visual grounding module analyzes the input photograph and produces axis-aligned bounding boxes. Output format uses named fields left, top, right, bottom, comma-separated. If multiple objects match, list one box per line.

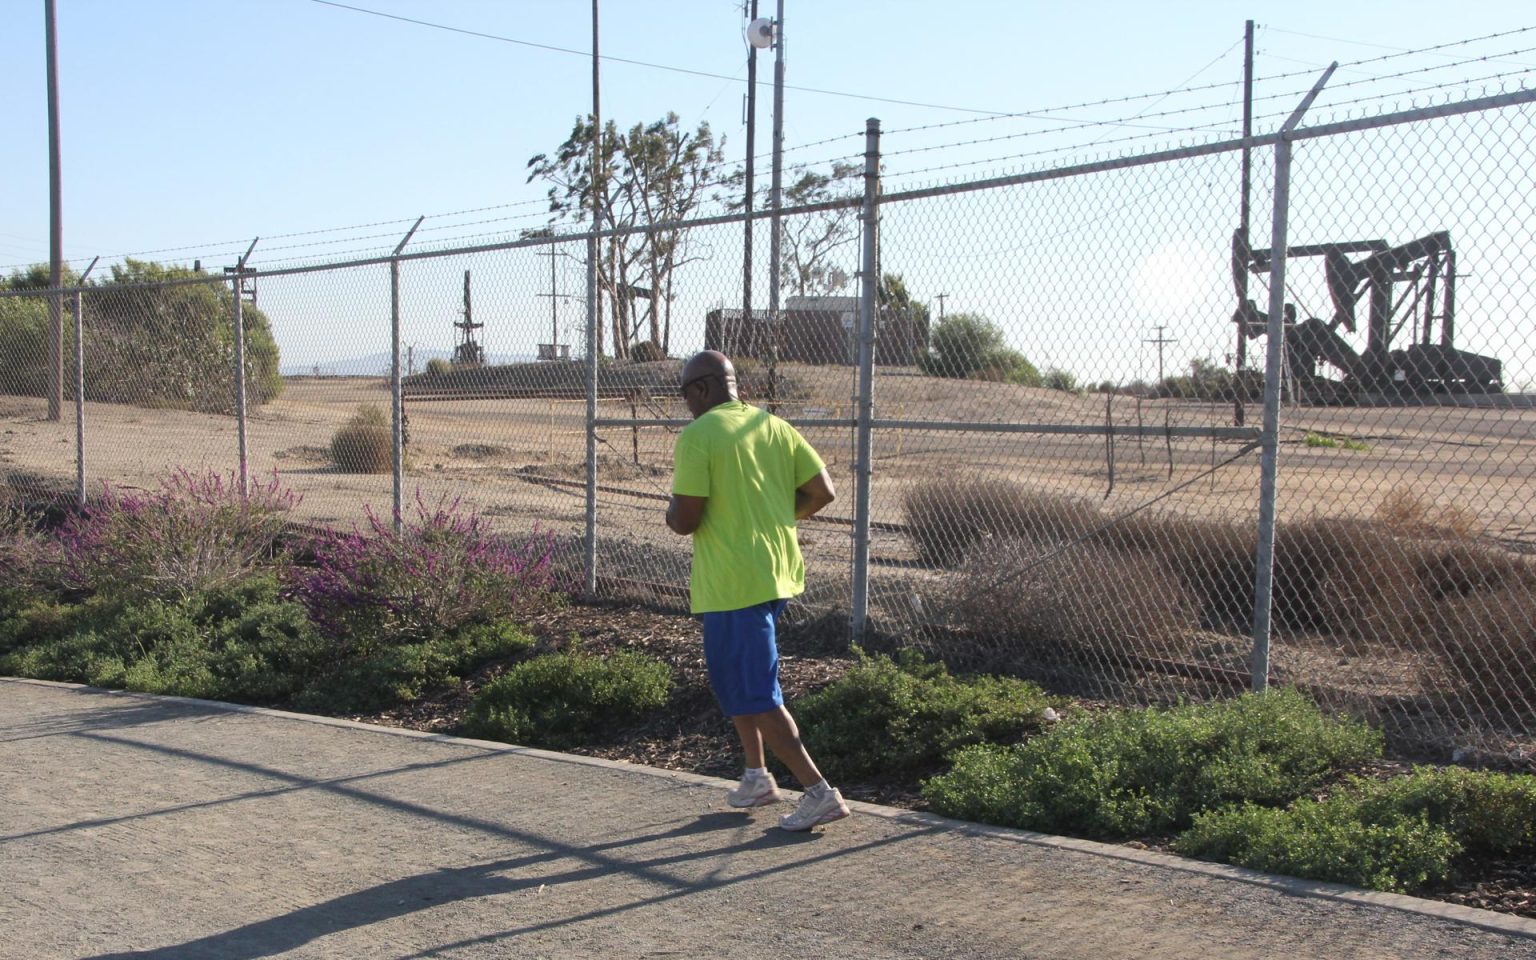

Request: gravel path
left=4, top=679, right=1535, bottom=960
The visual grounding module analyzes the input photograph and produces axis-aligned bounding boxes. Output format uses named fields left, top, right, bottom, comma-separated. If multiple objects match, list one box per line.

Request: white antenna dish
left=745, top=17, right=776, bottom=49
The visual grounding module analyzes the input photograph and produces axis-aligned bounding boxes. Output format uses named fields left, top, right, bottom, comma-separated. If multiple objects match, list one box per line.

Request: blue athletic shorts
left=701, top=598, right=788, bottom=717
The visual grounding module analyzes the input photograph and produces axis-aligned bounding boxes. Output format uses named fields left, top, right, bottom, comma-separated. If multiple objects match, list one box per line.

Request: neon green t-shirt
left=671, top=400, right=825, bottom=614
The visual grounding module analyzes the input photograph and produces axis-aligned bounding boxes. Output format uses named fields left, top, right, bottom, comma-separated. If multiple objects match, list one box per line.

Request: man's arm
left=667, top=494, right=707, bottom=535
left=794, top=469, right=836, bottom=521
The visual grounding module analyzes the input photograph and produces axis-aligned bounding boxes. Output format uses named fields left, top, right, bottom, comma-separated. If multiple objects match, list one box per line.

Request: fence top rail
left=878, top=85, right=1536, bottom=205
left=5, top=86, right=1532, bottom=300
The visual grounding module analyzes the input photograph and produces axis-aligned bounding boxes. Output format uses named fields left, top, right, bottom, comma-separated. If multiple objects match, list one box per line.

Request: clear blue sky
left=3, top=1, right=1533, bottom=379
left=3, top=0, right=1531, bottom=269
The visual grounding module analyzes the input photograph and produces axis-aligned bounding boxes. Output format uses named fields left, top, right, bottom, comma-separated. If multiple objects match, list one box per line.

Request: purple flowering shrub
left=291, top=492, right=556, bottom=651
left=0, top=500, right=60, bottom=610
left=55, top=468, right=298, bottom=602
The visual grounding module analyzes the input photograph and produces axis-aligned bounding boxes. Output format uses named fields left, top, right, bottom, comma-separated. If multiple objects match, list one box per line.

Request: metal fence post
left=585, top=233, right=599, bottom=594
left=850, top=117, right=880, bottom=643
left=1252, top=64, right=1335, bottom=692
left=231, top=277, right=249, bottom=498
left=390, top=218, right=423, bottom=535
left=226, top=238, right=259, bottom=497
left=73, top=287, right=85, bottom=505
left=72, top=256, right=98, bottom=507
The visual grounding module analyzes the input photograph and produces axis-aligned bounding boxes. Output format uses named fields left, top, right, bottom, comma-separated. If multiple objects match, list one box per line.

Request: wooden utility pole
left=1144, top=325, right=1178, bottom=385
left=45, top=0, right=64, bottom=421
left=591, top=0, right=604, bottom=357
left=742, top=0, right=760, bottom=355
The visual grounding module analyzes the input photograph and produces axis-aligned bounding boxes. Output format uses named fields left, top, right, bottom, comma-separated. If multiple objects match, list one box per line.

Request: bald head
left=681, top=350, right=734, bottom=382
left=680, top=350, right=738, bottom=416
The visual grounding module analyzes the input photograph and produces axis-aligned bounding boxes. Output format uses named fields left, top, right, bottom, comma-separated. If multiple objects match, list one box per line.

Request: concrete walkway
left=4, top=678, right=1535, bottom=960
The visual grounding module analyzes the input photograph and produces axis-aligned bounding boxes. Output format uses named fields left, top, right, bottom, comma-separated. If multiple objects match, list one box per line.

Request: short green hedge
left=922, top=689, right=1382, bottom=837
left=461, top=649, right=673, bottom=749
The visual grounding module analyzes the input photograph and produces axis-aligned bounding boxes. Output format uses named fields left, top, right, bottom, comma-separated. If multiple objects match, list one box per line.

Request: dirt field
left=4, top=368, right=1535, bottom=643
left=4, top=368, right=1533, bottom=552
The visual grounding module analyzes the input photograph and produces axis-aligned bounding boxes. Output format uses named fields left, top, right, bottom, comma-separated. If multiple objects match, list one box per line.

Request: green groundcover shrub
left=795, top=649, right=1065, bottom=783
left=0, top=573, right=535, bottom=714
left=1174, top=766, right=1536, bottom=894
left=296, top=619, right=535, bottom=715
left=0, top=575, right=327, bottom=704
left=460, top=649, right=673, bottom=750
left=922, top=689, right=1382, bottom=838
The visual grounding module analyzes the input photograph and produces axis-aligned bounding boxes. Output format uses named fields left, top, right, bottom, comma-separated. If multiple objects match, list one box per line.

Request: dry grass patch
left=330, top=405, right=393, bottom=474
left=1375, top=490, right=1480, bottom=539
left=951, top=538, right=1202, bottom=668
left=904, top=477, right=1099, bottom=567
left=1431, top=581, right=1536, bottom=724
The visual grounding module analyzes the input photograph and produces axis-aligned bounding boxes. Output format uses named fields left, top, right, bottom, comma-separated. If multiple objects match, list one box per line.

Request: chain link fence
left=4, top=89, right=1534, bottom=764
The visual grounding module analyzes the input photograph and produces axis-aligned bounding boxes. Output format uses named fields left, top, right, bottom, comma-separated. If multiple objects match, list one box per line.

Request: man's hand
left=794, top=470, right=836, bottom=521
left=666, top=494, right=707, bottom=535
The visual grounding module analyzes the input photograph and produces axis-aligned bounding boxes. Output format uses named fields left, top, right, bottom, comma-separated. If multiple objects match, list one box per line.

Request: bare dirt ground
left=6, top=370, right=1535, bottom=547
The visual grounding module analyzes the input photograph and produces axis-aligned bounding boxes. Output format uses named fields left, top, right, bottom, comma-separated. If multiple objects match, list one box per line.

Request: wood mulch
left=353, top=596, right=1535, bottom=922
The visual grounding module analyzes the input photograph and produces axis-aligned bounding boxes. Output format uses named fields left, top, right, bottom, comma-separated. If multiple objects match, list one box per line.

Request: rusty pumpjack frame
left=1232, top=230, right=1502, bottom=402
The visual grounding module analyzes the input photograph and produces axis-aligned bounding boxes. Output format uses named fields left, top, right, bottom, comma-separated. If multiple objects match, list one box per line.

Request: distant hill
left=281, top=349, right=536, bottom=377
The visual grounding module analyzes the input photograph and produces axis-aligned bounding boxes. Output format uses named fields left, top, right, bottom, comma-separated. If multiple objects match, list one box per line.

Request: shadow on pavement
left=83, top=807, right=921, bottom=960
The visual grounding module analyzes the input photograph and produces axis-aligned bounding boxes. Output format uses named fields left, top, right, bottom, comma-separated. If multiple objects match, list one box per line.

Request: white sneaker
left=777, top=785, right=850, bottom=831
left=727, top=771, right=782, bottom=808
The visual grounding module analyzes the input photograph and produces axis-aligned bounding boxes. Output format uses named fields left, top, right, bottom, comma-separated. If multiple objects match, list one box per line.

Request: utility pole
left=766, top=0, right=785, bottom=409
left=935, top=292, right=948, bottom=321
left=1144, top=325, right=1178, bottom=385
left=590, top=0, right=604, bottom=358
left=454, top=270, right=483, bottom=366
left=741, top=0, right=759, bottom=357
left=1235, top=18, right=1255, bottom=426
left=45, top=0, right=64, bottom=422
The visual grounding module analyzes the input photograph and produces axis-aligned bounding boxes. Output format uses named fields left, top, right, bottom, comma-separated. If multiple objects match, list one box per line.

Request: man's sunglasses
left=679, top=373, right=719, bottom=397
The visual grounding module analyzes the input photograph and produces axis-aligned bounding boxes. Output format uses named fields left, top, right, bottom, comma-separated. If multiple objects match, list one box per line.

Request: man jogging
left=666, top=350, right=849, bottom=831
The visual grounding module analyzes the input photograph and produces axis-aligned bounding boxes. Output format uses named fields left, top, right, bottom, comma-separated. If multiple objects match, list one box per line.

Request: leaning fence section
left=3, top=92, right=1534, bottom=763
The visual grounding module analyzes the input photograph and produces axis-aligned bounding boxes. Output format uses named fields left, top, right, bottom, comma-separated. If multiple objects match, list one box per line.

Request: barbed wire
left=878, top=42, right=1536, bottom=170
left=878, top=61, right=1536, bottom=185
left=878, top=22, right=1536, bottom=140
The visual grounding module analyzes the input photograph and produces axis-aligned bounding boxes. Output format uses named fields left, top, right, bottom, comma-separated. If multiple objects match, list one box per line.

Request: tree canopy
left=0, top=259, right=282, bottom=412
left=919, top=311, right=1039, bottom=385
left=528, top=112, right=725, bottom=358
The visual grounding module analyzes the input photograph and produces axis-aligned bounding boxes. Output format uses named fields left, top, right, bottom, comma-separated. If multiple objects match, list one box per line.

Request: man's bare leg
left=735, top=705, right=824, bottom=788
left=731, top=715, right=766, bottom=770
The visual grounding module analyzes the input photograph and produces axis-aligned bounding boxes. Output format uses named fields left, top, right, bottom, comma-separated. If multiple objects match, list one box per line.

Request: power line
left=309, top=0, right=1022, bottom=116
